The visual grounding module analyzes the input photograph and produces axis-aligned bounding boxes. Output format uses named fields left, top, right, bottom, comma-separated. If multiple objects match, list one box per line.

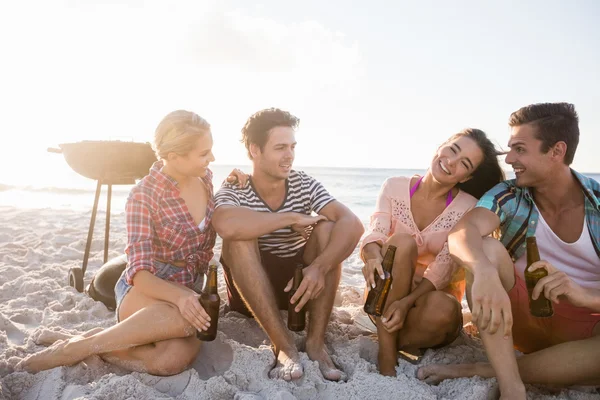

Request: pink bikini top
left=410, top=176, right=453, bottom=207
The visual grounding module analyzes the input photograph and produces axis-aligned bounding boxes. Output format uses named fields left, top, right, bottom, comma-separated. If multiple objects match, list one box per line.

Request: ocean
left=1, top=164, right=599, bottom=224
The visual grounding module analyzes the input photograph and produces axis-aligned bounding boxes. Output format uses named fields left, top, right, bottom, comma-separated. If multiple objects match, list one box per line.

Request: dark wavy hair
left=508, top=102, right=579, bottom=165
left=442, top=128, right=505, bottom=199
left=241, top=108, right=300, bottom=159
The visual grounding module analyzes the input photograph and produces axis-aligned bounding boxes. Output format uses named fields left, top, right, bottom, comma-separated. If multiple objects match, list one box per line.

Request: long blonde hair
left=153, top=110, right=211, bottom=160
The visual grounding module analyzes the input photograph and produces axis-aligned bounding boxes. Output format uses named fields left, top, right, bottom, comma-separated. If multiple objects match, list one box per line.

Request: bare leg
left=396, top=291, right=462, bottom=350
left=222, top=239, right=303, bottom=381
left=419, top=319, right=600, bottom=387
left=303, top=221, right=345, bottom=381
left=370, top=233, right=418, bottom=376
left=419, top=238, right=525, bottom=399
left=18, top=287, right=201, bottom=375
left=34, top=327, right=104, bottom=346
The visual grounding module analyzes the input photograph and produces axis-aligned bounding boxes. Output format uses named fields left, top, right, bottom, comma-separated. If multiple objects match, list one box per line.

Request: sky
left=1, top=0, right=599, bottom=188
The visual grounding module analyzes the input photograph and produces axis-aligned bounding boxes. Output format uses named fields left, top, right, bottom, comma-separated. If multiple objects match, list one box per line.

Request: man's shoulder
left=288, top=169, right=322, bottom=187
left=572, top=169, right=600, bottom=198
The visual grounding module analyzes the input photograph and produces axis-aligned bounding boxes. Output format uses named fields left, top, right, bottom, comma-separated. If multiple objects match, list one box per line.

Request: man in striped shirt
left=418, top=103, right=600, bottom=397
left=213, top=108, right=363, bottom=382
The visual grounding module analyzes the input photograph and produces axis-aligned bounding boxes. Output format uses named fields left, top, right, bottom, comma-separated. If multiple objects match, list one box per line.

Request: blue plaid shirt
left=476, top=169, right=600, bottom=262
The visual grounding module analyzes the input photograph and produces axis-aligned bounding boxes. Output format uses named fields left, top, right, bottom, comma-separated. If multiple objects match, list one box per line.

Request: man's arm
left=309, top=200, right=364, bottom=274
left=212, top=206, right=324, bottom=240
left=448, top=207, right=501, bottom=274
left=449, top=207, right=515, bottom=336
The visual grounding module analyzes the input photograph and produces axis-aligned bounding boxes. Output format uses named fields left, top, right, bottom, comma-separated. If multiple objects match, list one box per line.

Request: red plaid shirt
left=124, top=161, right=216, bottom=287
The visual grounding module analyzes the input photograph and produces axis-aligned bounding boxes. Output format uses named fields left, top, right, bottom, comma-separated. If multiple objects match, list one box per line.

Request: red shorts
left=220, top=248, right=305, bottom=317
left=508, top=268, right=600, bottom=353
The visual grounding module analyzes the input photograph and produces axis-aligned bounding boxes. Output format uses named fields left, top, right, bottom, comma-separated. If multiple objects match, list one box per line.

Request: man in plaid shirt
left=418, top=103, right=600, bottom=397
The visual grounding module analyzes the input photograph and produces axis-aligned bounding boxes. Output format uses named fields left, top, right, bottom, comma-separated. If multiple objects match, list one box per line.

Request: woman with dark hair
left=360, top=128, right=504, bottom=376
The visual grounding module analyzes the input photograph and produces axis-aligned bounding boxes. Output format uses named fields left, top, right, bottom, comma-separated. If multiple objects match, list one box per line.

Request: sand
left=0, top=205, right=598, bottom=399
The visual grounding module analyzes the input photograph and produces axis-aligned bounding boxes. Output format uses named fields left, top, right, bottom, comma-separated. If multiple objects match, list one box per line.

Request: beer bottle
left=364, top=245, right=397, bottom=317
left=197, top=265, right=221, bottom=341
left=524, top=237, right=553, bottom=318
left=288, top=263, right=306, bottom=331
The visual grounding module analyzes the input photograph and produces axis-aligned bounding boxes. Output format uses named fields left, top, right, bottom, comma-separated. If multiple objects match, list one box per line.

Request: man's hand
left=471, top=268, right=513, bottom=338
left=380, top=299, right=413, bottom=333
left=530, top=260, right=589, bottom=307
left=362, top=253, right=384, bottom=289
left=291, top=214, right=327, bottom=239
left=285, top=264, right=326, bottom=312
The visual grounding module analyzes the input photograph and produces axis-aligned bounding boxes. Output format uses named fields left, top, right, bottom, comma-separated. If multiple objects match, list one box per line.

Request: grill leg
left=104, top=183, right=112, bottom=264
left=83, top=180, right=102, bottom=275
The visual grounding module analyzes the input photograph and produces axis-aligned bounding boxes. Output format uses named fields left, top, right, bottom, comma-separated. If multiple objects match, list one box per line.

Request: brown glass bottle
left=524, top=237, right=553, bottom=318
left=197, top=265, right=221, bottom=341
left=364, top=245, right=397, bottom=317
left=288, top=263, right=306, bottom=331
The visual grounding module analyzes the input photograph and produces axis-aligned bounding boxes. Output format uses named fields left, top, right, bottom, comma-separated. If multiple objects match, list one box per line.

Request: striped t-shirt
left=214, top=170, right=336, bottom=257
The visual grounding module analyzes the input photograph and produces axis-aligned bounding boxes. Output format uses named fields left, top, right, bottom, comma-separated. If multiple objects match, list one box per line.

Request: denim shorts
left=114, top=260, right=205, bottom=322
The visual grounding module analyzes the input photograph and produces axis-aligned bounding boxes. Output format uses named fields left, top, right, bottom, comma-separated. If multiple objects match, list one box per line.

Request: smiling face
left=251, top=126, right=296, bottom=180
left=168, top=132, right=215, bottom=178
left=430, top=135, right=484, bottom=185
left=505, top=123, right=555, bottom=187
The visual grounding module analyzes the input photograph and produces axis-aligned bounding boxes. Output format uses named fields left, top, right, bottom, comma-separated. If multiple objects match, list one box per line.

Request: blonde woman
left=18, top=110, right=242, bottom=375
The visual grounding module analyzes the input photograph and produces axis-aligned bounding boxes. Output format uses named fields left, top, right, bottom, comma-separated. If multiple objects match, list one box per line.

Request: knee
left=385, top=233, right=417, bottom=272
left=309, top=221, right=335, bottom=250
left=420, top=292, right=461, bottom=332
left=386, top=233, right=417, bottom=256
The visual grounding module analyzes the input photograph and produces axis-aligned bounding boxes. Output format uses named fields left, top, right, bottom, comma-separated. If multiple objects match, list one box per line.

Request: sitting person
left=212, top=108, right=364, bottom=382
left=360, top=128, right=504, bottom=376
left=418, top=103, right=600, bottom=398
left=18, top=110, right=240, bottom=375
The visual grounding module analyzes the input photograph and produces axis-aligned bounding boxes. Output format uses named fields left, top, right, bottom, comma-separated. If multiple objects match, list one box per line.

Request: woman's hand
left=362, top=252, right=384, bottom=288
left=226, top=168, right=249, bottom=187
left=381, top=298, right=413, bottom=333
left=176, top=291, right=211, bottom=332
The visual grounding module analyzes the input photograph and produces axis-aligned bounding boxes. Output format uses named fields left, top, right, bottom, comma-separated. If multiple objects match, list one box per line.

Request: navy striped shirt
left=215, top=170, right=335, bottom=257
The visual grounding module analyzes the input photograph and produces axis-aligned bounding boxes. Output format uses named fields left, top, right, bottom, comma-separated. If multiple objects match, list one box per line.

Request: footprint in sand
left=191, top=335, right=233, bottom=379
left=0, top=314, right=27, bottom=345
left=357, top=336, right=378, bottom=365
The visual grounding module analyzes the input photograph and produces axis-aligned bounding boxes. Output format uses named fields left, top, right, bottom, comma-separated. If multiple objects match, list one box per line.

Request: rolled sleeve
left=124, top=194, right=156, bottom=285
left=360, top=178, right=393, bottom=256
left=475, top=182, right=517, bottom=226
left=214, top=185, right=241, bottom=209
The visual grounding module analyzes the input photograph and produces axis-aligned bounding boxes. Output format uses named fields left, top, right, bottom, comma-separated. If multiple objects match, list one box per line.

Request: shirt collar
left=149, top=160, right=179, bottom=188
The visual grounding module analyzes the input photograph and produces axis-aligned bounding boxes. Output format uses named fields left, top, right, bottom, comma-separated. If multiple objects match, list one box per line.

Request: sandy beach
left=1, top=204, right=599, bottom=400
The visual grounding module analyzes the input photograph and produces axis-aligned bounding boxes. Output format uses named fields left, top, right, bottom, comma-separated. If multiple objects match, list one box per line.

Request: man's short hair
left=508, top=102, right=579, bottom=165
left=241, top=108, right=300, bottom=159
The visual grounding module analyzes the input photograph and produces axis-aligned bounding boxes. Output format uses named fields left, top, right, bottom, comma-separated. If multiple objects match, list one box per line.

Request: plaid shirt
left=124, top=161, right=216, bottom=287
left=476, top=169, right=600, bottom=262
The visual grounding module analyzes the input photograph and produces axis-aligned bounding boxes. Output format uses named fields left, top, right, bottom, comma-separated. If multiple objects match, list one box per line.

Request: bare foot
left=17, top=338, right=89, bottom=373
left=34, top=327, right=104, bottom=346
left=306, top=341, right=346, bottom=381
left=417, top=363, right=474, bottom=384
left=269, top=347, right=304, bottom=381
left=33, top=328, right=72, bottom=346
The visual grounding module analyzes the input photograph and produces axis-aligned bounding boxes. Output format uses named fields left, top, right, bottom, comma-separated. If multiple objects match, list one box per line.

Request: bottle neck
left=382, top=249, right=396, bottom=273
left=206, top=268, right=218, bottom=294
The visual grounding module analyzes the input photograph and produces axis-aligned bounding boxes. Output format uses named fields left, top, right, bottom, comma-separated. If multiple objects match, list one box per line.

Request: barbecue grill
left=48, top=141, right=157, bottom=292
